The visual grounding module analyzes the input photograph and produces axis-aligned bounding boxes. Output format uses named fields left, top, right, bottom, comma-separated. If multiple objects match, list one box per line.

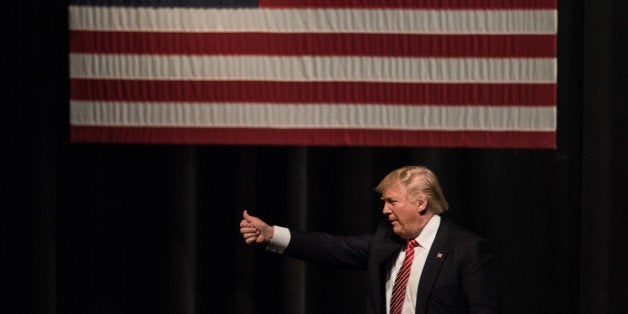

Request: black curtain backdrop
left=3, top=1, right=628, bottom=313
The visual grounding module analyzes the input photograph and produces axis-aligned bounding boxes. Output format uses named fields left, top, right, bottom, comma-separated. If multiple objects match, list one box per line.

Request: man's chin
left=390, top=221, right=401, bottom=231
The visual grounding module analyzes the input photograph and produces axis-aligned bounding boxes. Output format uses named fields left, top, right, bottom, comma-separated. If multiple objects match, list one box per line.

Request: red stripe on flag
left=259, top=0, right=557, bottom=9
left=70, top=79, right=556, bottom=106
left=70, top=126, right=556, bottom=148
left=70, top=31, right=556, bottom=58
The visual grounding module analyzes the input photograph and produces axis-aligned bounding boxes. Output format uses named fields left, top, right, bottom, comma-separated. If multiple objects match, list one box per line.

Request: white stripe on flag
left=68, top=6, right=557, bottom=34
left=70, top=101, right=556, bottom=131
left=69, top=54, right=557, bottom=83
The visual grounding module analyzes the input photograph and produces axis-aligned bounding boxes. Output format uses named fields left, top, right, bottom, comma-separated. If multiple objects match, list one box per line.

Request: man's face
left=380, top=183, right=427, bottom=239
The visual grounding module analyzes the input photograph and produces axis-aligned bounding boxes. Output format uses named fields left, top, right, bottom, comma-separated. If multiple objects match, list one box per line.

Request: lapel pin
left=437, top=252, right=443, bottom=259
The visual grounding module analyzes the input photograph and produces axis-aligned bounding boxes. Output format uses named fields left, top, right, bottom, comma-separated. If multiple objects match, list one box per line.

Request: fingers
left=240, top=209, right=264, bottom=245
left=240, top=217, right=261, bottom=244
left=240, top=219, right=254, bottom=228
left=241, top=227, right=262, bottom=245
left=242, top=230, right=259, bottom=239
left=244, top=234, right=260, bottom=244
left=240, top=227, right=258, bottom=235
left=240, top=220, right=257, bottom=234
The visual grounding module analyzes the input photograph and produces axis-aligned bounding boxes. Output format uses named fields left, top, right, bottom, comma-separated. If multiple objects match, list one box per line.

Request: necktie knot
left=408, top=239, right=418, bottom=249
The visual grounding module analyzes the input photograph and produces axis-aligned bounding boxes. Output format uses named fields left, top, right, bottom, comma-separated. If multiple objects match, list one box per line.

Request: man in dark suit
left=240, top=165, right=499, bottom=314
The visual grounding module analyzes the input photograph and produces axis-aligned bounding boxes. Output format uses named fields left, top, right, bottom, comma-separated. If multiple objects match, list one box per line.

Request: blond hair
left=375, top=166, right=449, bottom=214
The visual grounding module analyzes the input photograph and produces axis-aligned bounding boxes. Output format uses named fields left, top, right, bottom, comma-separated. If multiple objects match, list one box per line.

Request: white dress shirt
left=385, top=215, right=441, bottom=314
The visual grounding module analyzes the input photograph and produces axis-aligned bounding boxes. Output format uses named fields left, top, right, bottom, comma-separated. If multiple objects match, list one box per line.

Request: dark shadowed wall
left=3, top=0, right=628, bottom=313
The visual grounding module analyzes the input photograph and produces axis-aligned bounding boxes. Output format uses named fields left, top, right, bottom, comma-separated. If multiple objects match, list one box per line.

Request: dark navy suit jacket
left=283, top=215, right=499, bottom=314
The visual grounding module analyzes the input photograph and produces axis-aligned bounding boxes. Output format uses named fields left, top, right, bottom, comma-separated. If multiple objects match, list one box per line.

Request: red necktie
left=390, top=239, right=418, bottom=314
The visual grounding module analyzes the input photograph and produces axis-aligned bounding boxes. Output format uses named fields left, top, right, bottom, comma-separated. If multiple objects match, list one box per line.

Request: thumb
left=242, top=210, right=266, bottom=230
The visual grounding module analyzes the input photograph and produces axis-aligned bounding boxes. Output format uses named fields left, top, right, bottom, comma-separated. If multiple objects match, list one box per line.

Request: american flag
left=69, top=0, right=557, bottom=148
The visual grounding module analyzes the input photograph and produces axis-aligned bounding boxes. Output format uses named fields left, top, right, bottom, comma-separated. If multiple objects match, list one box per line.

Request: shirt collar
left=414, top=214, right=441, bottom=249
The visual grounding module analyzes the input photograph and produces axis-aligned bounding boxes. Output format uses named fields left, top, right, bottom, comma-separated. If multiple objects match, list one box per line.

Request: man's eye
left=381, top=198, right=397, bottom=205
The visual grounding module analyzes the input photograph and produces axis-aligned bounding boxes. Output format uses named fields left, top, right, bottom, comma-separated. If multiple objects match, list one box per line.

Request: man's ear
left=417, top=196, right=428, bottom=214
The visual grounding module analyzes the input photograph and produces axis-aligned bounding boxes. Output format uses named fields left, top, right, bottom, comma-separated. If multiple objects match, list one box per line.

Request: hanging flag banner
left=69, top=0, right=557, bottom=148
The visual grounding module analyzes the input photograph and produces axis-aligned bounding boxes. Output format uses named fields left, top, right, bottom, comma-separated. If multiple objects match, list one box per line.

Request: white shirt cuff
left=266, top=225, right=291, bottom=253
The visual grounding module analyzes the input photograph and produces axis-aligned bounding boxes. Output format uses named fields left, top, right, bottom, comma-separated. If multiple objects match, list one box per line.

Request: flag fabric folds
left=69, top=0, right=557, bottom=148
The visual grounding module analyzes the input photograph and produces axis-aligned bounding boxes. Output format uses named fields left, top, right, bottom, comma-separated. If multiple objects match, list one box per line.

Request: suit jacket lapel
left=416, top=217, right=450, bottom=314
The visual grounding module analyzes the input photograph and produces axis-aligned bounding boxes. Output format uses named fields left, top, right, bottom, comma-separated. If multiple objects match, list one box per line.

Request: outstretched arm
left=239, top=210, right=274, bottom=245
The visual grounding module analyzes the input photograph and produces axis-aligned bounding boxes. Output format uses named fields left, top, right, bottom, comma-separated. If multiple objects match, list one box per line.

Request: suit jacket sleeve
left=283, top=230, right=373, bottom=270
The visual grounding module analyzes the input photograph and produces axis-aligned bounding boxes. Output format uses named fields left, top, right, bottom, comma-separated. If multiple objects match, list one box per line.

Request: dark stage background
left=4, top=1, right=628, bottom=313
